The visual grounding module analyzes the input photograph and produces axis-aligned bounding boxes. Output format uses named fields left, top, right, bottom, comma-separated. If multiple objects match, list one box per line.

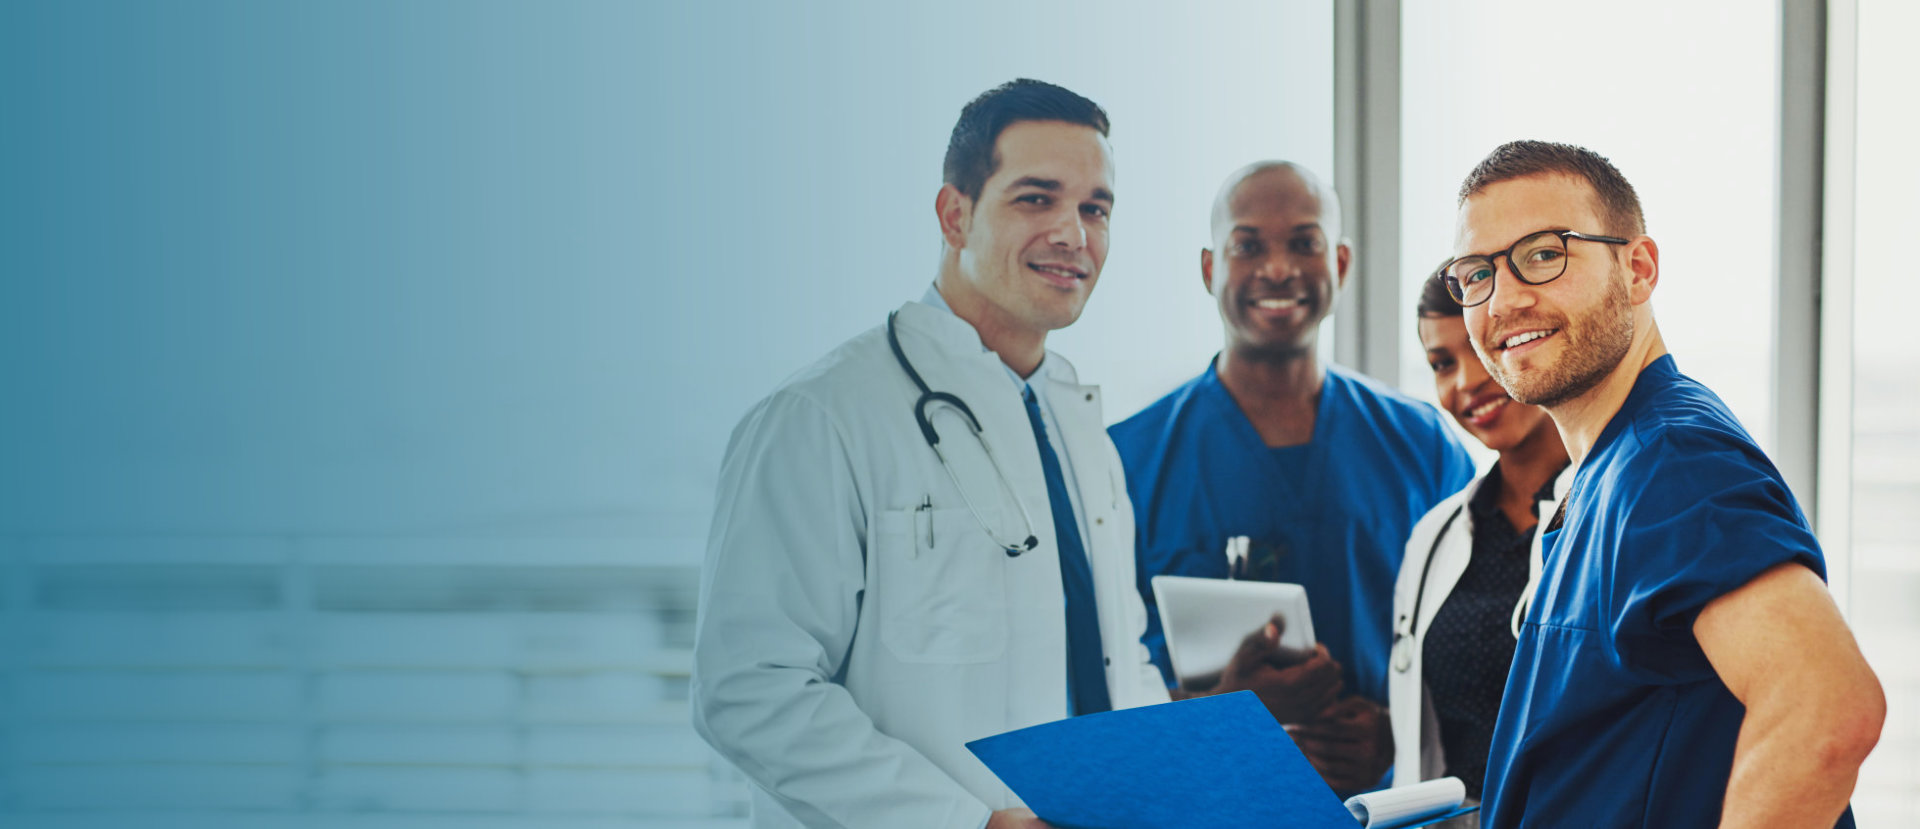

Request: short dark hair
left=1457, top=140, right=1645, bottom=237
left=943, top=79, right=1109, bottom=201
left=1416, top=259, right=1461, bottom=319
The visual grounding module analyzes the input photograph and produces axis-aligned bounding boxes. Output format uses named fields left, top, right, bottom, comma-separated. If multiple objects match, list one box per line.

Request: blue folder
left=966, top=691, right=1352, bottom=828
left=966, top=691, right=1467, bottom=829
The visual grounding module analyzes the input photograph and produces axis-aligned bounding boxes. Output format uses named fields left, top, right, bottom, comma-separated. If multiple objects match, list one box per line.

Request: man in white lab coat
left=692, top=79, right=1170, bottom=829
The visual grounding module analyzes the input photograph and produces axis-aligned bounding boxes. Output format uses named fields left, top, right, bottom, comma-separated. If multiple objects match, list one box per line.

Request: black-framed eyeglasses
left=1441, top=229, right=1630, bottom=307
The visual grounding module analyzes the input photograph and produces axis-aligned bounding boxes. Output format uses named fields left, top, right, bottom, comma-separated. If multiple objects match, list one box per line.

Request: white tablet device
left=1151, top=575, right=1316, bottom=685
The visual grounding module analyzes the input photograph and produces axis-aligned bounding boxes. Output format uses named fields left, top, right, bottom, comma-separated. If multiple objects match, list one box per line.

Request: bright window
left=1843, top=0, right=1920, bottom=820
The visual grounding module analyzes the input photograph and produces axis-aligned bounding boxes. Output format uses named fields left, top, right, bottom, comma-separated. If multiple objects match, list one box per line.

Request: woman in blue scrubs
left=1386, top=272, right=1569, bottom=821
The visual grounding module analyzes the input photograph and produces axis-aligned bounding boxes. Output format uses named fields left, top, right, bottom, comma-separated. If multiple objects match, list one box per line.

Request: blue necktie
left=1023, top=386, right=1111, bottom=716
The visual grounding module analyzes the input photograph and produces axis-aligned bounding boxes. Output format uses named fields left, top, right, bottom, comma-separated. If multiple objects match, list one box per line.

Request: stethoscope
left=886, top=311, right=1040, bottom=557
left=1391, top=505, right=1462, bottom=673
left=1391, top=493, right=1558, bottom=673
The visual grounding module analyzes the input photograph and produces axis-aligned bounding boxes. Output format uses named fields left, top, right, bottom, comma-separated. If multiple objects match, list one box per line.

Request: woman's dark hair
left=1416, top=260, right=1461, bottom=319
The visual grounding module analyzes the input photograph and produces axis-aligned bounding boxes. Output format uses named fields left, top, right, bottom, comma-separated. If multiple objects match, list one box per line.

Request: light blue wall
left=0, top=1, right=1333, bottom=824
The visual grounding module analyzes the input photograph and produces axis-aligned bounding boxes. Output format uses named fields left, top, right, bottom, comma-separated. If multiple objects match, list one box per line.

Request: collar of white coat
left=901, top=284, right=1083, bottom=389
left=1467, top=456, right=1573, bottom=514
left=1512, top=461, right=1579, bottom=638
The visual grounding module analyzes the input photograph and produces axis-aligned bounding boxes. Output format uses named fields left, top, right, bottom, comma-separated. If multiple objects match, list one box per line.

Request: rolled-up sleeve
left=1601, top=429, right=1826, bottom=685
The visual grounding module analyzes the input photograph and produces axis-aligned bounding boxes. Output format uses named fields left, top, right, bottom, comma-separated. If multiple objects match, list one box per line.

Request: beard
left=1484, top=270, right=1634, bottom=409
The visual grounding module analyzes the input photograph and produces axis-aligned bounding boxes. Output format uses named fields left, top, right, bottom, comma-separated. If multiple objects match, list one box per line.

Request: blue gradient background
left=1, top=1, right=1331, bottom=824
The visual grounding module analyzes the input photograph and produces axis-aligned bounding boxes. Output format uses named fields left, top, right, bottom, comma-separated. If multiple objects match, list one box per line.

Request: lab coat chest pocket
left=874, top=506, right=1009, bottom=663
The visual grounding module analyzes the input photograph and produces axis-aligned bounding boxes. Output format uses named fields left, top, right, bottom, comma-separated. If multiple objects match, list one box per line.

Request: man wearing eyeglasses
left=1446, top=140, right=1883, bottom=828
left=1109, top=162, right=1474, bottom=796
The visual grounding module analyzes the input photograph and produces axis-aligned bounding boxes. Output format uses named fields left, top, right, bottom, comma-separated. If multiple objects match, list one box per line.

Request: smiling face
left=1203, top=166, right=1349, bottom=358
left=940, top=120, right=1114, bottom=338
left=1420, top=313, right=1557, bottom=452
left=1455, top=173, right=1635, bottom=409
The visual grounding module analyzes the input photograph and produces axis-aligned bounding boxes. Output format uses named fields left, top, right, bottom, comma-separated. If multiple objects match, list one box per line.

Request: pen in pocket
left=914, top=495, right=933, bottom=551
left=1225, top=535, right=1249, bottom=580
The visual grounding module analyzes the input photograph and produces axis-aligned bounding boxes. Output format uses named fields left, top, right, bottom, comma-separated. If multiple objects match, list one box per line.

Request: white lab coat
left=692, top=300, right=1170, bottom=828
left=1388, top=465, right=1571, bottom=787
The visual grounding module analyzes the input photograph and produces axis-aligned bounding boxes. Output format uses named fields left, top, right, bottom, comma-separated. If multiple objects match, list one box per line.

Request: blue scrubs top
left=1481, top=356, right=1852, bottom=829
left=1110, top=361, right=1473, bottom=704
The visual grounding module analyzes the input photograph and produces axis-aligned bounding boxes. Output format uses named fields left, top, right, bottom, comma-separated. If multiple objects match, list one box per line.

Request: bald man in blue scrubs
left=1110, top=162, right=1473, bottom=795
left=1445, top=140, right=1883, bottom=828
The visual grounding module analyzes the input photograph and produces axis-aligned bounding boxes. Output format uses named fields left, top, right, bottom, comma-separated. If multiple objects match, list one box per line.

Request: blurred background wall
left=0, top=1, right=1331, bottom=825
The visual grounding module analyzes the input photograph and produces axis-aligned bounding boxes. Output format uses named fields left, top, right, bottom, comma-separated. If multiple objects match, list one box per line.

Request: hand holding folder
left=966, top=692, right=1473, bottom=829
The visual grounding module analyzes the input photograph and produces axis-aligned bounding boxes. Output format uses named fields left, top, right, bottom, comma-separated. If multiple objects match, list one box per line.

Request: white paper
left=1150, top=575, right=1314, bottom=683
left=1343, top=777, right=1466, bottom=829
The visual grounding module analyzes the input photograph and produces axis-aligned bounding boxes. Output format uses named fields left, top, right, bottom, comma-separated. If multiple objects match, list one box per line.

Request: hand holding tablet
left=1152, top=574, right=1318, bottom=684
left=1153, top=575, right=1345, bottom=723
